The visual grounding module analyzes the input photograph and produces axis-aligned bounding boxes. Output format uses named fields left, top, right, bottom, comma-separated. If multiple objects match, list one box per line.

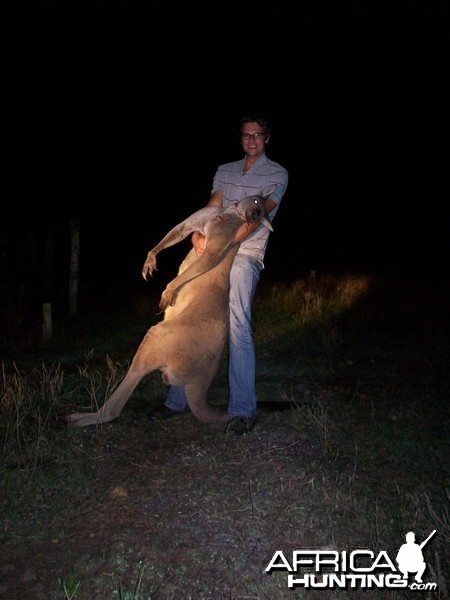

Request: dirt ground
left=1, top=278, right=449, bottom=599
left=1, top=395, right=329, bottom=599
left=2, top=368, right=449, bottom=599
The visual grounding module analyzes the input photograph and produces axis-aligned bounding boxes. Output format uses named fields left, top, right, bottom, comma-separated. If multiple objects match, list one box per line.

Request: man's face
left=240, top=122, right=268, bottom=158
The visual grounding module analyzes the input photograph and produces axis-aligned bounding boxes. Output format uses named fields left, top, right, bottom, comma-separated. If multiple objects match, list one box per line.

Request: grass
left=1, top=271, right=449, bottom=599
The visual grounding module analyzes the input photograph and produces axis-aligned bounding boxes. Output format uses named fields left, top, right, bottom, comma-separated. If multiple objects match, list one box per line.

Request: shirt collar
left=241, top=152, right=267, bottom=174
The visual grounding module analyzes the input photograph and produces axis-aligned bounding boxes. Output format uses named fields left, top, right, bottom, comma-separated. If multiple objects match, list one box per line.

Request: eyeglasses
left=241, top=132, right=266, bottom=140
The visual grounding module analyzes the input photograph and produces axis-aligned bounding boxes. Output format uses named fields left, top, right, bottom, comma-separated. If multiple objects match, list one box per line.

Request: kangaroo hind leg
left=184, top=375, right=231, bottom=424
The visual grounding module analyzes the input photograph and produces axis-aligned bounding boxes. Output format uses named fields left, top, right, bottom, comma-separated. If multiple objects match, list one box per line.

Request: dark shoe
left=226, top=416, right=256, bottom=435
left=148, top=404, right=184, bottom=421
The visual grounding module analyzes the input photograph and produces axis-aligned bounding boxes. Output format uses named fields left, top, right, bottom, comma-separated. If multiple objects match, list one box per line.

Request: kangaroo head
left=237, top=184, right=277, bottom=232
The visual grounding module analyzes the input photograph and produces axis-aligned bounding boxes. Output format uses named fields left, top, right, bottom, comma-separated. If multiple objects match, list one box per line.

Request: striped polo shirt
left=212, top=152, right=289, bottom=267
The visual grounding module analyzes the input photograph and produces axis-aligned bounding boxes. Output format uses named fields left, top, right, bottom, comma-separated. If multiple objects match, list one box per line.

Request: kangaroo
left=65, top=185, right=275, bottom=427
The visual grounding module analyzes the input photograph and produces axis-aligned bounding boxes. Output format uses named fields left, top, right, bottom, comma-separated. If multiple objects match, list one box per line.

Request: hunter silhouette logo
left=266, top=529, right=439, bottom=591
left=396, top=530, right=436, bottom=583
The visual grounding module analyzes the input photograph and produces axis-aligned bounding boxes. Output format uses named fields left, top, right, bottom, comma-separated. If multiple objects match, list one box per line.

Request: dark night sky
left=2, top=0, right=448, bottom=301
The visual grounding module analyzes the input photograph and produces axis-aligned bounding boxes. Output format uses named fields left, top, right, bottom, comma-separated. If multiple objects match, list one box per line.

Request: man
left=149, top=115, right=289, bottom=434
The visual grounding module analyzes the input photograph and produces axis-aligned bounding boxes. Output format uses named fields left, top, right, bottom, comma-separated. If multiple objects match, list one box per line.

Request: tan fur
left=65, top=186, right=275, bottom=427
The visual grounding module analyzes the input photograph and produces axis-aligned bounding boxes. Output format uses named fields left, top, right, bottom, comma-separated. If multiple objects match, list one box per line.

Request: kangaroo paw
left=159, top=286, right=175, bottom=311
left=142, top=252, right=158, bottom=280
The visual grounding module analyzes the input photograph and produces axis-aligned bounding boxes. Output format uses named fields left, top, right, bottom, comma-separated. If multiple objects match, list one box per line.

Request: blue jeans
left=165, top=253, right=262, bottom=417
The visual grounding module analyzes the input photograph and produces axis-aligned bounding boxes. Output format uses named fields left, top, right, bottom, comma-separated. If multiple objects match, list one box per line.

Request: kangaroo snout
left=245, top=207, right=273, bottom=231
left=241, top=193, right=274, bottom=232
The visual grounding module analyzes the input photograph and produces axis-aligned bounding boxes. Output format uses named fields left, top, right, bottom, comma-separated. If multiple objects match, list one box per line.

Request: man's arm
left=207, top=189, right=223, bottom=207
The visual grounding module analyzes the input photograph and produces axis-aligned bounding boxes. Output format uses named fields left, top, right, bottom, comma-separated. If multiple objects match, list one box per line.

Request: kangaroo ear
left=260, top=184, right=277, bottom=199
left=260, top=212, right=274, bottom=232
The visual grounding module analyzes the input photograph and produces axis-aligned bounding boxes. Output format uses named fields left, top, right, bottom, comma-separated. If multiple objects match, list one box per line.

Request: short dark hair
left=240, top=115, right=270, bottom=137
